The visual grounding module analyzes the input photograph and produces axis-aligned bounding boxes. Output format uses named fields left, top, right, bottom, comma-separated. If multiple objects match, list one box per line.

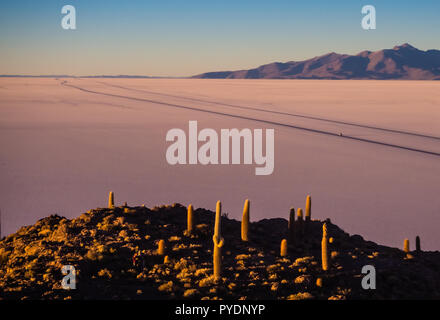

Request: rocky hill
left=194, top=44, right=440, bottom=80
left=1, top=203, right=439, bottom=300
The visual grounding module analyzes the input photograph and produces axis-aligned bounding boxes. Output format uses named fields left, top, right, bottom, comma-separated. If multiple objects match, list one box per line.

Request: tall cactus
left=280, top=239, right=288, bottom=257
left=403, top=238, right=410, bottom=253
left=288, top=207, right=295, bottom=245
left=305, top=195, right=311, bottom=222
left=241, top=199, right=250, bottom=242
left=157, top=239, right=166, bottom=255
left=416, top=236, right=421, bottom=252
left=187, top=204, right=194, bottom=235
left=321, top=223, right=329, bottom=271
left=213, top=201, right=224, bottom=281
left=108, top=191, right=114, bottom=208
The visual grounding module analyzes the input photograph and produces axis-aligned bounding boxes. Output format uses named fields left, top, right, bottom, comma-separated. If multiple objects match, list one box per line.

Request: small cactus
left=157, top=240, right=166, bottom=255
left=280, top=239, right=288, bottom=257
left=187, top=204, right=194, bottom=235
left=416, top=236, right=421, bottom=252
left=108, top=191, right=114, bottom=208
left=316, top=278, right=323, bottom=287
left=213, top=201, right=224, bottom=281
left=305, top=195, right=311, bottom=221
left=296, top=208, right=304, bottom=236
left=321, top=223, right=329, bottom=271
left=403, top=238, right=410, bottom=253
left=288, top=207, right=295, bottom=245
left=297, top=208, right=304, bottom=221
left=241, top=199, right=250, bottom=242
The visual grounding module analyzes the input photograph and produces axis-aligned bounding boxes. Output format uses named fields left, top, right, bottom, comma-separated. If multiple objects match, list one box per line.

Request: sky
left=0, top=0, right=439, bottom=77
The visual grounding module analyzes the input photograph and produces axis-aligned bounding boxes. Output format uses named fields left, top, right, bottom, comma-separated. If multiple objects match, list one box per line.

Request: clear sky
left=0, top=0, right=439, bottom=77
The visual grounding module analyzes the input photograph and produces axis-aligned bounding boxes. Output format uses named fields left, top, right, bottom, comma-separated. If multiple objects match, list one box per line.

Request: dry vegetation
left=1, top=203, right=440, bottom=300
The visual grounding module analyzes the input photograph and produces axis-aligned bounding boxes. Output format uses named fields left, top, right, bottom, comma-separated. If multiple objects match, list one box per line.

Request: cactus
left=321, top=223, right=329, bottom=271
left=213, top=201, right=224, bottom=281
left=241, top=199, right=250, bottom=242
left=316, top=278, right=323, bottom=287
left=108, top=191, right=114, bottom=208
left=416, top=236, right=421, bottom=252
left=305, top=195, right=311, bottom=221
left=403, top=238, right=410, bottom=253
left=157, top=239, right=166, bottom=255
left=288, top=207, right=295, bottom=245
left=187, top=204, right=194, bottom=235
left=296, top=208, right=304, bottom=236
left=280, top=239, right=288, bottom=257
left=297, top=208, right=304, bottom=221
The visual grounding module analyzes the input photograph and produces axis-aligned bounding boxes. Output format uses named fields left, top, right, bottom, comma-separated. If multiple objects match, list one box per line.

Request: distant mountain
left=193, top=44, right=440, bottom=80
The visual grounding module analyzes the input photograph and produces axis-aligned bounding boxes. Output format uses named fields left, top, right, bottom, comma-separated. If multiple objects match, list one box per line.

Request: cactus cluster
left=103, top=192, right=423, bottom=289
left=287, top=196, right=312, bottom=244
left=105, top=192, right=366, bottom=279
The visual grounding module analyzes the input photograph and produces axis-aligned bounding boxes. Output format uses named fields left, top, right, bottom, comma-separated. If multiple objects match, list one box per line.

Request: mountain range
left=193, top=44, right=440, bottom=80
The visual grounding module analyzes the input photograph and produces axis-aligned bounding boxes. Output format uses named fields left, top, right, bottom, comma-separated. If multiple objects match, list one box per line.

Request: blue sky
left=0, top=0, right=439, bottom=76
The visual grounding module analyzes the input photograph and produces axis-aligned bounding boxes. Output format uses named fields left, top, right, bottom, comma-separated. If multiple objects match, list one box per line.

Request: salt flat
left=0, top=78, right=439, bottom=249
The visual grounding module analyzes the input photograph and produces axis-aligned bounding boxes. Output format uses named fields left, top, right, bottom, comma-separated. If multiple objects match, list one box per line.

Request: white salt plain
left=0, top=78, right=439, bottom=249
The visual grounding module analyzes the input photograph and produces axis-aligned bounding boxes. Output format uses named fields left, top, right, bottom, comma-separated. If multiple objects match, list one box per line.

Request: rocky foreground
left=1, top=203, right=439, bottom=300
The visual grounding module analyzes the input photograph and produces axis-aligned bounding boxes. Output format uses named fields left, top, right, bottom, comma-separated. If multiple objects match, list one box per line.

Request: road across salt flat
left=63, top=80, right=440, bottom=157
left=1, top=78, right=439, bottom=250
left=97, top=81, right=440, bottom=141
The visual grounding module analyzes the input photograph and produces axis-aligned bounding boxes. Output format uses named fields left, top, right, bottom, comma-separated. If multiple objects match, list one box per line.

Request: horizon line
left=1, top=43, right=439, bottom=79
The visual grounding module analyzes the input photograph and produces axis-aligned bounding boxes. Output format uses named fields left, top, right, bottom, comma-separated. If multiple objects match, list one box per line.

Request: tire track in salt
left=62, top=81, right=440, bottom=157
left=97, top=81, right=440, bottom=141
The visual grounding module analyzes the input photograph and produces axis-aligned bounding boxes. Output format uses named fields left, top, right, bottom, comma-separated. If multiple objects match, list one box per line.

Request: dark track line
left=97, top=81, right=440, bottom=141
left=62, top=82, right=440, bottom=157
